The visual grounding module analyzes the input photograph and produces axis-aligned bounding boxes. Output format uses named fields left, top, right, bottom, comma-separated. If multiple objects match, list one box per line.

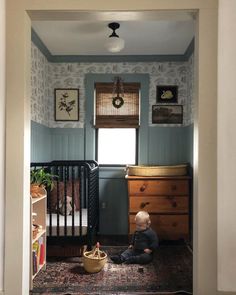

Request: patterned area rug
left=32, top=245, right=192, bottom=294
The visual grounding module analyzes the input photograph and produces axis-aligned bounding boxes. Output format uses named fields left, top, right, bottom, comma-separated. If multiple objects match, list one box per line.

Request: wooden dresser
left=126, top=175, right=191, bottom=240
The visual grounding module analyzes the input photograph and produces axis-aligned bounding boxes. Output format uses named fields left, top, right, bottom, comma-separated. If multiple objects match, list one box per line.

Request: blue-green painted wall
left=31, top=123, right=193, bottom=165
left=99, top=176, right=129, bottom=235
left=31, top=121, right=193, bottom=235
left=31, top=121, right=51, bottom=162
left=51, top=128, right=84, bottom=160
left=148, top=125, right=193, bottom=165
left=31, top=32, right=194, bottom=235
left=31, top=73, right=193, bottom=235
left=31, top=122, right=84, bottom=162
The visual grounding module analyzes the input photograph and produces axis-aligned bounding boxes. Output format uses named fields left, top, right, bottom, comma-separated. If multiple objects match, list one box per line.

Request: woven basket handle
left=92, top=242, right=101, bottom=259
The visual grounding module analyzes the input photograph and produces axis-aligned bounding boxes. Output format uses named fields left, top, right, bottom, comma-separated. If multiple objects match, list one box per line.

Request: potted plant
left=30, top=168, right=57, bottom=198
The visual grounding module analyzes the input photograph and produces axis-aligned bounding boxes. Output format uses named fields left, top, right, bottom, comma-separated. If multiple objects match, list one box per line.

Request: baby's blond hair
left=135, top=211, right=151, bottom=226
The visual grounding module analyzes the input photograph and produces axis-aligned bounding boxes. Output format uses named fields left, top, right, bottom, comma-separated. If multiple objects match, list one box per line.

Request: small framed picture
left=54, top=88, right=79, bottom=121
left=152, top=105, right=183, bottom=124
left=156, top=85, right=178, bottom=103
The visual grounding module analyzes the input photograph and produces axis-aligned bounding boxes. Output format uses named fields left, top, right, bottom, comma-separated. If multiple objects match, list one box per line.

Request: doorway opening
left=29, top=11, right=196, bottom=293
left=9, top=2, right=224, bottom=293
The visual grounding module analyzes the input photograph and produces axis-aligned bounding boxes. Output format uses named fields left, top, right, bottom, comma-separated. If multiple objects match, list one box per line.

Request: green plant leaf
left=30, top=168, right=58, bottom=191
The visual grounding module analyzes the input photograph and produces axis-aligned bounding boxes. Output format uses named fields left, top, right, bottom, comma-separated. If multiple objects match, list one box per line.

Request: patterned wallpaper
left=31, top=43, right=51, bottom=126
left=187, top=53, right=194, bottom=124
left=31, top=42, right=194, bottom=128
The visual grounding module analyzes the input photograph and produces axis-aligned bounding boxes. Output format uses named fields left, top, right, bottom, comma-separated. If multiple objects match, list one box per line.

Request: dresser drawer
left=128, top=180, right=189, bottom=196
left=129, top=214, right=189, bottom=240
left=129, top=196, right=189, bottom=214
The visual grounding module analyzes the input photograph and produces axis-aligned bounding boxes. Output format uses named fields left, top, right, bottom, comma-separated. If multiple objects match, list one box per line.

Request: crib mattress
left=46, top=209, right=87, bottom=236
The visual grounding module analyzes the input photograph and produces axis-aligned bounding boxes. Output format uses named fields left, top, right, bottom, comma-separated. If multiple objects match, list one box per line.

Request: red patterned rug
left=31, top=245, right=192, bottom=294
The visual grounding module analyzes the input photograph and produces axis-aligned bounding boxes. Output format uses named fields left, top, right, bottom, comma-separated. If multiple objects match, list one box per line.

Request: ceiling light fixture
left=104, top=22, right=125, bottom=53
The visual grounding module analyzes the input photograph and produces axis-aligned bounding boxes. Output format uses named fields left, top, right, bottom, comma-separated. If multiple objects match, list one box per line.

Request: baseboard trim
left=217, top=292, right=236, bottom=295
left=47, top=244, right=85, bottom=257
left=97, top=234, right=129, bottom=246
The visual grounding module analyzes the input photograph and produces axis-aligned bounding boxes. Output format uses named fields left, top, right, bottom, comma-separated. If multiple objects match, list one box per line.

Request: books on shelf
left=32, top=236, right=45, bottom=275
left=39, top=242, right=45, bottom=265
left=32, top=250, right=37, bottom=275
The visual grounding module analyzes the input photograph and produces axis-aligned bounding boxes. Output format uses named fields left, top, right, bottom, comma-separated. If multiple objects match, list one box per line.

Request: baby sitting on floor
left=111, top=211, right=158, bottom=264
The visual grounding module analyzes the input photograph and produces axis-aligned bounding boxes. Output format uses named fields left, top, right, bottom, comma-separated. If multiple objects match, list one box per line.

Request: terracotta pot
left=30, top=184, right=46, bottom=198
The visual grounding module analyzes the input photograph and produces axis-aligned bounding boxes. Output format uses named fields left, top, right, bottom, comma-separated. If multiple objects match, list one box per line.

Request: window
left=96, top=128, right=137, bottom=165
left=95, top=82, right=140, bottom=165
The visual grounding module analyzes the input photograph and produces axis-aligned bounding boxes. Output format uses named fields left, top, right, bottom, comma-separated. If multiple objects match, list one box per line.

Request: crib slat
left=71, top=166, right=75, bottom=236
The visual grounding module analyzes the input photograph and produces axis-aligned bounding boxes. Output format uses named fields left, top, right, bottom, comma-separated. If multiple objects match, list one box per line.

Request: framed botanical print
left=54, top=88, right=79, bottom=121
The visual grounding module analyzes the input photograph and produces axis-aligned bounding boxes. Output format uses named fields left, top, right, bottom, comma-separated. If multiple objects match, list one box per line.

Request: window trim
left=85, top=73, right=149, bottom=164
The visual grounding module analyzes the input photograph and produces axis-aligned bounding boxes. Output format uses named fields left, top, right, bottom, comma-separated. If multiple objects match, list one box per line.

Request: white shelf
left=30, top=193, right=47, bottom=290
left=32, top=229, right=46, bottom=244
left=32, top=194, right=46, bottom=204
left=32, top=261, right=46, bottom=280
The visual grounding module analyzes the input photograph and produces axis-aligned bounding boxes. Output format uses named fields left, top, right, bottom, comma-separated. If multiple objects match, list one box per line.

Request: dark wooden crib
left=31, top=160, right=99, bottom=250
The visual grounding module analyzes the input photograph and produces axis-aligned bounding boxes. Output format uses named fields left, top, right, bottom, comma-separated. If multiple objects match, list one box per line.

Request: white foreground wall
left=0, top=0, right=5, bottom=292
left=4, top=1, right=220, bottom=295
left=2, top=0, right=236, bottom=293
left=218, top=0, right=236, bottom=292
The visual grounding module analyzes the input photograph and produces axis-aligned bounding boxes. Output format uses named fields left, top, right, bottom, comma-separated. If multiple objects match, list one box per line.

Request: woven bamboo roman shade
left=95, top=82, right=140, bottom=128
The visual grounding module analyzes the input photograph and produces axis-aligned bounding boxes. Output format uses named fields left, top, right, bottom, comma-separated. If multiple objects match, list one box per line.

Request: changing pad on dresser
left=126, top=164, right=188, bottom=177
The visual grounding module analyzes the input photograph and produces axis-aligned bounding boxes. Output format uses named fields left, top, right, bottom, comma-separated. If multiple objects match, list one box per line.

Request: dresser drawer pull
left=172, top=201, right=177, bottom=208
left=167, top=196, right=177, bottom=207
left=140, top=184, right=147, bottom=192
left=140, top=202, right=150, bottom=209
left=172, top=222, right=178, bottom=227
left=171, top=184, right=177, bottom=191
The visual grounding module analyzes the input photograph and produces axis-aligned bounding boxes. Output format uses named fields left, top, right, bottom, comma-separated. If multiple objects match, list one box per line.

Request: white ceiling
left=32, top=18, right=195, bottom=56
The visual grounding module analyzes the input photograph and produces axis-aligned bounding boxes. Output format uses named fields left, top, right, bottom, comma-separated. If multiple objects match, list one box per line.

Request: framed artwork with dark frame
left=152, top=105, right=183, bottom=124
left=156, top=85, right=178, bottom=103
left=54, top=88, right=79, bottom=121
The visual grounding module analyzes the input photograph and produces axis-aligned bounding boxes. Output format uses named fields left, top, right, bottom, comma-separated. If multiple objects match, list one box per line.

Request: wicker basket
left=127, top=164, right=188, bottom=177
left=83, top=243, right=107, bottom=273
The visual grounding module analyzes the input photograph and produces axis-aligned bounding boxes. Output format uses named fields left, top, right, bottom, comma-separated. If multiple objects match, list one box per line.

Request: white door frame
left=5, top=1, right=218, bottom=294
